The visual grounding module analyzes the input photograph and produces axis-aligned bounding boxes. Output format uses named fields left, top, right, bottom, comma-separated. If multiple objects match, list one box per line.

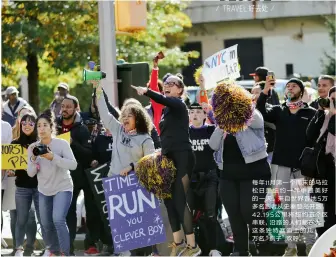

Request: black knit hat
left=189, top=103, right=203, bottom=110
left=286, top=78, right=305, bottom=95
left=329, top=86, right=336, bottom=97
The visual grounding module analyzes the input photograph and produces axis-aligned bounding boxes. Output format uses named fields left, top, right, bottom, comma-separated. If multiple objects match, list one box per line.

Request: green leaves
left=2, top=0, right=198, bottom=111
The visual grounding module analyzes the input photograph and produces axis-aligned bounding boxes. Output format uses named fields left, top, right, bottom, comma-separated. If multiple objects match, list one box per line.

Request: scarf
left=286, top=100, right=304, bottom=110
left=125, top=128, right=137, bottom=135
left=318, top=111, right=336, bottom=158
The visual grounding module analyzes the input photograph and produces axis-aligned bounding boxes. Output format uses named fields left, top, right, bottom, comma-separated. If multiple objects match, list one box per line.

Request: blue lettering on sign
left=210, top=51, right=226, bottom=68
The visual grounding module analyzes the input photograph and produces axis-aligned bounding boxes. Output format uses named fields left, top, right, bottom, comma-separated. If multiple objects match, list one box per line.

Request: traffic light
left=115, top=0, right=147, bottom=33
left=117, top=62, right=150, bottom=107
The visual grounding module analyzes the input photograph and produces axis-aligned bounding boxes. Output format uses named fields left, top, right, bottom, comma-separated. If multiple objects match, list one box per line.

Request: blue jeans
left=10, top=209, right=37, bottom=250
left=39, top=191, right=72, bottom=255
left=15, top=187, right=46, bottom=250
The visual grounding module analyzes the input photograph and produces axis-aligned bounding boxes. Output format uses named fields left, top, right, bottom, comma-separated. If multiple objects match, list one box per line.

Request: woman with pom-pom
left=209, top=80, right=271, bottom=257
left=92, top=81, right=155, bottom=255
left=132, top=74, right=201, bottom=257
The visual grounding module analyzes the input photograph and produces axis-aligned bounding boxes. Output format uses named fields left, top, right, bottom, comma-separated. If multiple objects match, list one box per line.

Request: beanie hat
left=286, top=78, right=305, bottom=95
left=189, top=103, right=203, bottom=110
left=329, top=86, right=336, bottom=97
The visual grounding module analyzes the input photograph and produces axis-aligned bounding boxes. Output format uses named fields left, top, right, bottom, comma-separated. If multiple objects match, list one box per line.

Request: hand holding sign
left=7, top=170, right=15, bottom=177
left=202, top=44, right=240, bottom=90
left=120, top=165, right=132, bottom=176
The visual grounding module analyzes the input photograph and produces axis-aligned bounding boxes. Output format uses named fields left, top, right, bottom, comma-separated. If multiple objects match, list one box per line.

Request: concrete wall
left=185, top=16, right=335, bottom=78
left=186, top=1, right=335, bottom=23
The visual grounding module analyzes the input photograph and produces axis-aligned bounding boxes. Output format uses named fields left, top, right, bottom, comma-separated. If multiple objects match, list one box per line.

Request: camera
left=84, top=118, right=97, bottom=126
left=33, top=144, right=48, bottom=156
left=318, top=97, right=336, bottom=109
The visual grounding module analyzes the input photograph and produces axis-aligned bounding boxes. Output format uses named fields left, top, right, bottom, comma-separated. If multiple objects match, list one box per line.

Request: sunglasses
left=21, top=121, right=35, bottom=127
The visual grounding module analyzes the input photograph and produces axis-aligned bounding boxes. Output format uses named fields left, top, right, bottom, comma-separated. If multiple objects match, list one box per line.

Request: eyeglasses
left=164, top=82, right=179, bottom=88
left=21, top=121, right=35, bottom=127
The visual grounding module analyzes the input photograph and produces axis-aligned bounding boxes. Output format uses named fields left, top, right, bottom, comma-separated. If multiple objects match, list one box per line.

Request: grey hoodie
left=97, top=93, right=155, bottom=177
left=27, top=138, right=77, bottom=196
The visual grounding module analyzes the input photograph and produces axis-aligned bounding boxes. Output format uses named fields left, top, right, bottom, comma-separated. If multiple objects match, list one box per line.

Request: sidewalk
left=1, top=211, right=85, bottom=250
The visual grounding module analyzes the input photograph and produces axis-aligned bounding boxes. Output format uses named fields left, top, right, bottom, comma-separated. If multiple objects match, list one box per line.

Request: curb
left=2, top=238, right=85, bottom=251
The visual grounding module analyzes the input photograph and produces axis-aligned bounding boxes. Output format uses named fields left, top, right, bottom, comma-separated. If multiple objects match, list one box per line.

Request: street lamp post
left=98, top=0, right=119, bottom=107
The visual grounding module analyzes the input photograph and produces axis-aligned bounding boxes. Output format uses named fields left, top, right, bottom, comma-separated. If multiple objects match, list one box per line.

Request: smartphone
left=267, top=71, right=275, bottom=86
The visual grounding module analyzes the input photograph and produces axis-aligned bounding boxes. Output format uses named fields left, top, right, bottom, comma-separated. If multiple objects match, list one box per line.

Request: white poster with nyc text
left=202, top=44, right=240, bottom=90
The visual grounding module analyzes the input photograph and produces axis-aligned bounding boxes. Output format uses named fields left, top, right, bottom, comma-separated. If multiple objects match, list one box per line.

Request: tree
left=2, top=1, right=198, bottom=112
left=322, top=17, right=335, bottom=75
left=2, top=1, right=99, bottom=112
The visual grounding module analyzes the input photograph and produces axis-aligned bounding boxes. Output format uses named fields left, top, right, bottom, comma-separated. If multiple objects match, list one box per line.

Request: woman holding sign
left=93, top=81, right=155, bottom=255
left=132, top=75, right=201, bottom=257
left=27, top=109, right=77, bottom=256
left=12, top=113, right=47, bottom=257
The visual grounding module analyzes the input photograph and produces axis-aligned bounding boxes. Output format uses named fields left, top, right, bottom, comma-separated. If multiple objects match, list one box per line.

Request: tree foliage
left=322, top=17, right=335, bottom=75
left=2, top=0, right=198, bottom=112
left=2, top=1, right=99, bottom=75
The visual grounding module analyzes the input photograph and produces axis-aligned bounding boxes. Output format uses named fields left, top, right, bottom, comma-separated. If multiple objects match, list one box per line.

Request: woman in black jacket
left=306, top=86, right=336, bottom=236
left=132, top=75, right=201, bottom=257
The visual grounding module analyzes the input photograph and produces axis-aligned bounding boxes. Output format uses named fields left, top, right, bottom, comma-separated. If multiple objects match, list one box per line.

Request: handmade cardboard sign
left=103, top=172, right=166, bottom=253
left=202, top=44, right=240, bottom=89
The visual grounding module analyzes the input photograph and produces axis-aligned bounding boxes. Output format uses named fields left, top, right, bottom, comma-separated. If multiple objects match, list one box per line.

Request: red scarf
left=286, top=100, right=304, bottom=110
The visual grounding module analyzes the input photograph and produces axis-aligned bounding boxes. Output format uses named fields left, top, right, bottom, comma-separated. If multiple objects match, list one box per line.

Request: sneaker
left=282, top=247, right=298, bottom=256
left=181, top=245, right=201, bottom=257
left=100, top=244, right=113, bottom=255
left=169, top=241, right=186, bottom=256
left=41, top=250, right=52, bottom=257
left=23, top=249, right=34, bottom=256
left=209, top=250, right=222, bottom=256
left=305, top=244, right=313, bottom=256
left=14, top=250, right=24, bottom=257
left=84, top=247, right=100, bottom=256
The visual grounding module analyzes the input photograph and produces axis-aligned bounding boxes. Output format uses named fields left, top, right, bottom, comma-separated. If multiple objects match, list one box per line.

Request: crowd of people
left=1, top=56, right=335, bottom=257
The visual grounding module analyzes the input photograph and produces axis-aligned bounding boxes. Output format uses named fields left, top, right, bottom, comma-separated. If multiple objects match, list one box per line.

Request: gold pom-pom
left=193, top=66, right=203, bottom=86
left=135, top=150, right=176, bottom=199
left=212, top=82, right=253, bottom=133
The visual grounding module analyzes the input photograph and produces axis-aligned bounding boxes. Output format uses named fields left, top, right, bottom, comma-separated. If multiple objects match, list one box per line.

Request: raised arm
left=96, top=84, right=122, bottom=134
left=149, top=67, right=164, bottom=134
left=249, top=109, right=264, bottom=129
left=145, top=89, right=185, bottom=110
left=209, top=127, right=225, bottom=151
left=52, top=139, right=78, bottom=170
left=256, top=92, right=281, bottom=124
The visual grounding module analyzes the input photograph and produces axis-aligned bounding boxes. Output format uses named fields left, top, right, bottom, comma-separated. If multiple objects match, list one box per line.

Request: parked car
left=237, top=79, right=318, bottom=104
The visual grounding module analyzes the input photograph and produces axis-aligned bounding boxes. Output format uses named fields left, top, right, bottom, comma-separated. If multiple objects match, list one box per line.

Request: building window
left=181, top=42, right=202, bottom=87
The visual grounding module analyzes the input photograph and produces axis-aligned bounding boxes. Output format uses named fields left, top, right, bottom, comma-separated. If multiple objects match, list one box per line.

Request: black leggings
left=187, top=170, right=219, bottom=249
left=219, top=179, right=269, bottom=253
left=164, top=150, right=195, bottom=235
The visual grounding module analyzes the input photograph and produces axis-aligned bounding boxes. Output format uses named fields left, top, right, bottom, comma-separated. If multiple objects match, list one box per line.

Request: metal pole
left=98, top=0, right=119, bottom=107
